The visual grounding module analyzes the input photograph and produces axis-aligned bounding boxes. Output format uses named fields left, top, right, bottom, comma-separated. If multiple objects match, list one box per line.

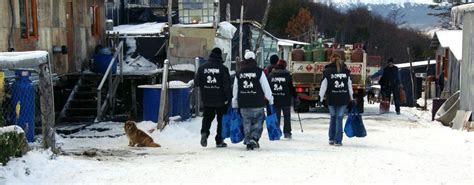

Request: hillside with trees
left=220, top=0, right=433, bottom=64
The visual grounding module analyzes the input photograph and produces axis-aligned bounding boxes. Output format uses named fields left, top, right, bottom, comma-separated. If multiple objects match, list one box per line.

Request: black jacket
left=323, top=63, right=351, bottom=106
left=268, top=69, right=296, bottom=107
left=236, top=67, right=266, bottom=108
left=194, top=57, right=232, bottom=107
left=379, top=65, right=400, bottom=88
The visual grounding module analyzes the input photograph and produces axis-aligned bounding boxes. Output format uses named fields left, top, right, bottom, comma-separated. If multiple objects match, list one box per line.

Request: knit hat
left=275, top=60, right=287, bottom=69
left=388, top=58, right=394, bottom=64
left=209, top=47, right=223, bottom=62
left=270, top=54, right=279, bottom=65
left=244, top=51, right=256, bottom=60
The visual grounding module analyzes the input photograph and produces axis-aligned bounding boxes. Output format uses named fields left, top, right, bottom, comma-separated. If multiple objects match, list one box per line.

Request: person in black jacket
left=319, top=53, right=354, bottom=146
left=268, top=60, right=297, bottom=139
left=194, top=47, right=232, bottom=148
left=379, top=58, right=401, bottom=115
left=232, top=51, right=274, bottom=150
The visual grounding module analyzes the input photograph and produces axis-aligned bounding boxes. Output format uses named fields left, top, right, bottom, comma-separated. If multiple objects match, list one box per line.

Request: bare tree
left=387, top=8, right=406, bottom=26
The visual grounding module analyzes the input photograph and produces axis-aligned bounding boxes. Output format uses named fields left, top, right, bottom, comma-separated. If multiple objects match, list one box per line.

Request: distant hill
left=313, top=0, right=441, bottom=31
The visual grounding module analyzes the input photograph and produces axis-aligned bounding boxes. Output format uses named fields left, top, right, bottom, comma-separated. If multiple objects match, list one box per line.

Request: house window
left=178, top=0, right=215, bottom=24
left=19, top=0, right=38, bottom=39
left=91, top=5, right=101, bottom=36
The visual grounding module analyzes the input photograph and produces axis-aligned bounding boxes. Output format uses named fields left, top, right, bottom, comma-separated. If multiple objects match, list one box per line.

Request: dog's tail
left=148, top=142, right=161, bottom=147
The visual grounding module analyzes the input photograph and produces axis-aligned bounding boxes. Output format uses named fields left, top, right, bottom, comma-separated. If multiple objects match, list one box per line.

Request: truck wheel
left=295, top=99, right=310, bottom=113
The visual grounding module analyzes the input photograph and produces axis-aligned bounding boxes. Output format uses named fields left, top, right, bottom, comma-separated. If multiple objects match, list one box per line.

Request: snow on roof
left=395, top=60, right=435, bottom=69
left=452, top=3, right=474, bottom=27
left=0, top=125, right=24, bottom=135
left=138, top=80, right=191, bottom=89
left=0, top=51, right=48, bottom=69
left=107, top=22, right=167, bottom=35
left=433, top=30, right=463, bottom=61
left=173, top=23, right=214, bottom=28
left=277, top=39, right=310, bottom=47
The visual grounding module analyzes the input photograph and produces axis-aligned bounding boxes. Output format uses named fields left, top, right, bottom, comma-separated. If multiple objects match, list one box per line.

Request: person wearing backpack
left=194, top=47, right=232, bottom=148
left=232, top=51, right=274, bottom=150
left=268, top=60, right=297, bottom=139
left=319, top=53, right=354, bottom=146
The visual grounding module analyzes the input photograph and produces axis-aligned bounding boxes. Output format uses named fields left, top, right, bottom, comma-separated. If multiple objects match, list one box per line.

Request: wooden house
left=0, top=0, right=106, bottom=75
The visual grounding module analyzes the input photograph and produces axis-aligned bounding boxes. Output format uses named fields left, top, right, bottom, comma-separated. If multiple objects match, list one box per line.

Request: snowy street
left=1, top=103, right=474, bottom=185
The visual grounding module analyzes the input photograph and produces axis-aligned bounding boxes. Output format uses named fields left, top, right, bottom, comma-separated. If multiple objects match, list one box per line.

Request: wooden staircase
left=56, top=76, right=104, bottom=124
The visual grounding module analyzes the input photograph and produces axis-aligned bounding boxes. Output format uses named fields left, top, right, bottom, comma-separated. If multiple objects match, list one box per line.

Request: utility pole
left=407, top=47, right=416, bottom=107
left=424, top=58, right=431, bottom=110
left=238, top=2, right=244, bottom=66
left=167, top=0, right=173, bottom=26
left=226, top=3, right=231, bottom=21
left=254, top=0, right=272, bottom=55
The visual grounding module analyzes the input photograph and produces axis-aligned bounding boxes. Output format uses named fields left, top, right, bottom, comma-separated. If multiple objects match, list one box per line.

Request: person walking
left=378, top=58, right=402, bottom=115
left=264, top=54, right=279, bottom=76
left=319, top=53, right=354, bottom=146
left=232, top=51, right=274, bottom=150
left=194, top=47, right=232, bottom=148
left=268, top=60, right=297, bottom=139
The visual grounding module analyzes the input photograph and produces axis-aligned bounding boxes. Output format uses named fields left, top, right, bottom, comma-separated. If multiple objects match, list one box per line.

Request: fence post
left=158, top=59, right=170, bottom=130
left=194, top=57, right=201, bottom=117
left=38, top=61, right=56, bottom=152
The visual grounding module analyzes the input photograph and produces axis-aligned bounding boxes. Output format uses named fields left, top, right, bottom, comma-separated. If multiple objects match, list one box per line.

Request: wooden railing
left=95, top=41, right=124, bottom=122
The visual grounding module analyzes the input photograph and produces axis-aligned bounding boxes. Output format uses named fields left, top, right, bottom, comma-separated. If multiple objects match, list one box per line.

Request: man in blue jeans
left=232, top=51, right=274, bottom=150
left=319, top=53, right=353, bottom=146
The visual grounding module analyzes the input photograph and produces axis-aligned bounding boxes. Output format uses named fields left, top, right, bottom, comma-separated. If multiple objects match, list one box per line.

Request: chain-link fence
left=1, top=70, right=41, bottom=142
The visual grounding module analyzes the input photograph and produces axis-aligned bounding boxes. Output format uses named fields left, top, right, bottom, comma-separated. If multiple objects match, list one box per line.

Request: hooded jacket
left=194, top=53, right=232, bottom=107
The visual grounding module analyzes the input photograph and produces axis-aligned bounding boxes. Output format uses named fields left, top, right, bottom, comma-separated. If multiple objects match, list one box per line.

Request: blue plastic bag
left=344, top=105, right=367, bottom=138
left=266, top=105, right=282, bottom=141
left=221, top=107, right=232, bottom=139
left=230, top=109, right=244, bottom=143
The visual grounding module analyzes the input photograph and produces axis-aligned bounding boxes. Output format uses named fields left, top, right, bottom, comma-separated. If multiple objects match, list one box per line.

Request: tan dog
left=124, top=121, right=161, bottom=147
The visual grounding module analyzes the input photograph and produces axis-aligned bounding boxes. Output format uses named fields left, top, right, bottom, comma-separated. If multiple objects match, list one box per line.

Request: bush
left=0, top=126, right=29, bottom=165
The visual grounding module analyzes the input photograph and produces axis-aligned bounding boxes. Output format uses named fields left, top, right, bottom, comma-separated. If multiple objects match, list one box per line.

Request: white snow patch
left=138, top=80, right=190, bottom=89
left=1, top=102, right=474, bottom=184
left=171, top=63, right=196, bottom=72
left=108, top=22, right=167, bottom=35
left=0, top=125, right=25, bottom=135
left=433, top=30, right=463, bottom=61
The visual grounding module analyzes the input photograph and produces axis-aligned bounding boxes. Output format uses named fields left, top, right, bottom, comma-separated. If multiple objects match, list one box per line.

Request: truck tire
left=295, top=99, right=310, bottom=113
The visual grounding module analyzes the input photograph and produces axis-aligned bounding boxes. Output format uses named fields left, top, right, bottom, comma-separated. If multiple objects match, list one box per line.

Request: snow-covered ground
left=1, top=103, right=474, bottom=185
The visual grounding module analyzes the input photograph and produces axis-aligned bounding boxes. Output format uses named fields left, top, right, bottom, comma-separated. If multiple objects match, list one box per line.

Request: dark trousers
left=201, top=106, right=227, bottom=143
left=275, top=106, right=292, bottom=135
left=382, top=86, right=400, bottom=113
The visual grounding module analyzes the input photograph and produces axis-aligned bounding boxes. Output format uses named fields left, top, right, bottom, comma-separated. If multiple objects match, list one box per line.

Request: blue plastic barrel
left=11, top=70, right=35, bottom=142
left=93, top=48, right=116, bottom=74
left=171, top=87, right=190, bottom=120
left=139, top=83, right=191, bottom=122
left=141, top=86, right=173, bottom=122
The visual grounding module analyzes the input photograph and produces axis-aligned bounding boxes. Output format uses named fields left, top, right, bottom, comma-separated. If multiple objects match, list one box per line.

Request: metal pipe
left=194, top=57, right=201, bottom=116
left=158, top=59, right=170, bottom=130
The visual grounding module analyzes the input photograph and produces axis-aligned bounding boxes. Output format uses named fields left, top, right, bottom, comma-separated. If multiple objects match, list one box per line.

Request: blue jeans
left=328, top=105, right=347, bottom=144
left=240, top=108, right=265, bottom=144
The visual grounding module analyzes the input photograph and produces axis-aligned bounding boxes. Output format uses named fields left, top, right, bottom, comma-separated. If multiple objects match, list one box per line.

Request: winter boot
left=284, top=133, right=292, bottom=139
left=329, top=140, right=335, bottom=145
left=246, top=144, right=254, bottom=150
left=216, top=141, right=228, bottom=148
left=200, top=133, right=208, bottom=147
left=334, top=143, right=343, bottom=146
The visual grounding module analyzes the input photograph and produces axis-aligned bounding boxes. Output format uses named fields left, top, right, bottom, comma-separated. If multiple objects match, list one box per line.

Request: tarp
left=0, top=51, right=49, bottom=69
